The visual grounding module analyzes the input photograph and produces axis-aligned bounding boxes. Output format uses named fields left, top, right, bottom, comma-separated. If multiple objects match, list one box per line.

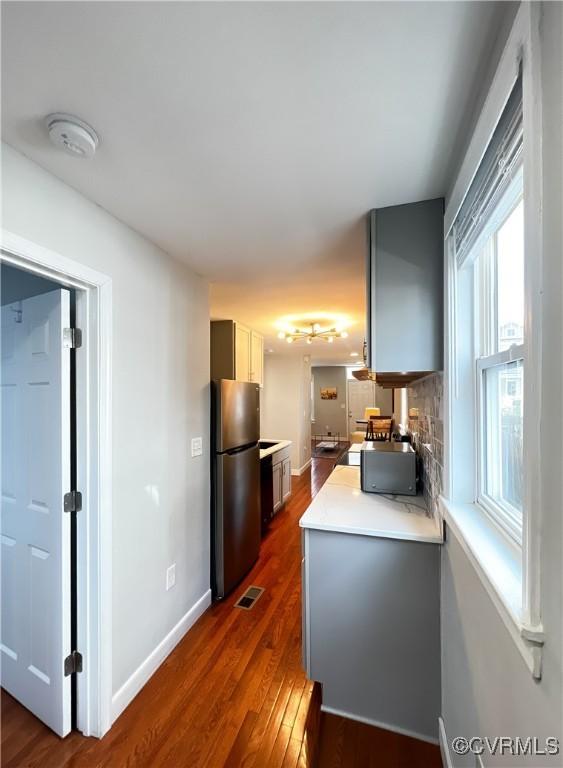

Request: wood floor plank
left=202, top=648, right=274, bottom=767
left=155, top=571, right=304, bottom=766
left=1, top=454, right=441, bottom=768
left=281, top=676, right=307, bottom=730
left=295, top=682, right=321, bottom=768
left=281, top=737, right=303, bottom=768
left=222, top=711, right=259, bottom=768
left=236, top=616, right=304, bottom=767
left=268, top=723, right=293, bottom=768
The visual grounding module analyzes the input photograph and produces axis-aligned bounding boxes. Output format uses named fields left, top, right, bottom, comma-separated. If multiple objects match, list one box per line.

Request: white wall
left=1, top=145, right=211, bottom=711
left=261, top=353, right=311, bottom=472
left=312, top=366, right=348, bottom=437
left=441, top=5, right=562, bottom=764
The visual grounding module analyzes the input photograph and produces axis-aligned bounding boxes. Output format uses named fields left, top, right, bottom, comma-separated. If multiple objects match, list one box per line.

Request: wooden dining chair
left=366, top=415, right=394, bottom=442
left=350, top=407, right=381, bottom=444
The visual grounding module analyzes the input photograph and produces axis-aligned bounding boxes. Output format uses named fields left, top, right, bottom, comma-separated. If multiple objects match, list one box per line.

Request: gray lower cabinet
left=272, top=462, right=282, bottom=513
left=281, top=458, right=291, bottom=503
left=302, top=528, right=440, bottom=742
left=271, top=446, right=291, bottom=515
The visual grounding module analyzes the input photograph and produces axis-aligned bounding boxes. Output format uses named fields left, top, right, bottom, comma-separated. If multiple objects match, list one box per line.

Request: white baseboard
left=111, top=589, right=211, bottom=723
left=292, top=459, right=311, bottom=477
left=439, top=717, right=453, bottom=768
left=320, top=705, right=439, bottom=746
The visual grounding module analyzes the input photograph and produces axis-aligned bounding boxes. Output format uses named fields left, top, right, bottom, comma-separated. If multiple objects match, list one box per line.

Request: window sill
left=439, top=496, right=543, bottom=679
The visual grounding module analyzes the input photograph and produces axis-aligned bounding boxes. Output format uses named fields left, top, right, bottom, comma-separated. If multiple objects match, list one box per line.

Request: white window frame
left=476, top=347, right=524, bottom=543
left=471, top=186, right=525, bottom=546
left=442, top=4, right=544, bottom=679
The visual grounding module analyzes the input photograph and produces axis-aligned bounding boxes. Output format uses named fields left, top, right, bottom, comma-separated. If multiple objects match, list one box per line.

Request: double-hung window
left=454, top=75, right=525, bottom=545
left=476, top=192, right=524, bottom=543
left=444, top=7, right=548, bottom=678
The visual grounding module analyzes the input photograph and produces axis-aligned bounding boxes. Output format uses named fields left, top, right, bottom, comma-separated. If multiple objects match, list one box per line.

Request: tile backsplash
left=407, top=373, right=444, bottom=519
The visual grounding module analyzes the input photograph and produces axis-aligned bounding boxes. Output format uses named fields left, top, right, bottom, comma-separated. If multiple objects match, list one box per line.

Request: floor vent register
left=234, top=586, right=264, bottom=610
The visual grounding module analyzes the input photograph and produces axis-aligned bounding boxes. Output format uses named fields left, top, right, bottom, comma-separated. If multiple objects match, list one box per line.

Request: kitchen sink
left=259, top=440, right=280, bottom=449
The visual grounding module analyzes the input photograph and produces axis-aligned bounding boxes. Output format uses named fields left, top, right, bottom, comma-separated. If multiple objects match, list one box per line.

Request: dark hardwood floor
left=1, top=457, right=441, bottom=768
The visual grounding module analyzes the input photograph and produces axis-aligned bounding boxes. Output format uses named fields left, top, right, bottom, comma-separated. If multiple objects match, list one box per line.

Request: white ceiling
left=2, top=1, right=511, bottom=363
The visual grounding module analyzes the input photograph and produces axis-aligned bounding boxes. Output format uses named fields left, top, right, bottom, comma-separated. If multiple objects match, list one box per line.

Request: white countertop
left=259, top=439, right=292, bottom=459
left=299, top=465, right=443, bottom=544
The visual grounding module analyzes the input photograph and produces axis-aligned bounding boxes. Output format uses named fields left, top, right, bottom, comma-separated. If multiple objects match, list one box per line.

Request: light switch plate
left=166, top=563, right=176, bottom=591
left=191, top=437, right=203, bottom=457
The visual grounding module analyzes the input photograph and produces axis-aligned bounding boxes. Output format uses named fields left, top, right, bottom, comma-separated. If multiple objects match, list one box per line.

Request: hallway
left=1, top=458, right=441, bottom=767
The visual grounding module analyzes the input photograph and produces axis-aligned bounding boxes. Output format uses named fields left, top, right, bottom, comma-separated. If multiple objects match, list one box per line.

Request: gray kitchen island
left=300, top=464, right=443, bottom=743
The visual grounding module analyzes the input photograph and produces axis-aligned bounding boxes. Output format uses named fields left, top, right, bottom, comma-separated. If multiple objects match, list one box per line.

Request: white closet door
left=1, top=289, right=72, bottom=737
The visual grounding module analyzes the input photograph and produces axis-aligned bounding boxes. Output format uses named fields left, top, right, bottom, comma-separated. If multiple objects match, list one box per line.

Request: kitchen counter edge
left=299, top=465, right=443, bottom=545
left=259, top=439, right=292, bottom=459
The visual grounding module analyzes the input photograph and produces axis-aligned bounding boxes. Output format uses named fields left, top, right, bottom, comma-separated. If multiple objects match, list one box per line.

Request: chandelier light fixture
left=277, top=322, right=348, bottom=345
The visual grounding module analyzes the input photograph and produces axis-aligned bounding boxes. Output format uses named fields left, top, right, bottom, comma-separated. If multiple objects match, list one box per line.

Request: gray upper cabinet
left=211, top=320, right=264, bottom=386
left=367, top=198, right=444, bottom=375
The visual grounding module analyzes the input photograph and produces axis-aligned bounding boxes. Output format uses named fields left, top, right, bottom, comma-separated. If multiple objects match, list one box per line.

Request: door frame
left=346, top=377, right=376, bottom=441
left=1, top=229, right=112, bottom=737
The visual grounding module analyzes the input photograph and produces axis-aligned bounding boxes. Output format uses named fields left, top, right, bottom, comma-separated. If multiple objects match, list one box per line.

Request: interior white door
left=347, top=379, right=376, bottom=437
left=1, top=288, right=72, bottom=737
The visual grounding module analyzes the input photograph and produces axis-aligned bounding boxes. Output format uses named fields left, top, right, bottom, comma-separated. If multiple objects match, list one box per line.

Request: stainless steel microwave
left=360, top=442, right=417, bottom=495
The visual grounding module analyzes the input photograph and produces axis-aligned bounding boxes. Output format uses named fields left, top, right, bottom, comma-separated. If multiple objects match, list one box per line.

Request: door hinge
left=63, top=327, right=82, bottom=349
left=64, top=650, right=83, bottom=676
left=64, top=490, right=82, bottom=513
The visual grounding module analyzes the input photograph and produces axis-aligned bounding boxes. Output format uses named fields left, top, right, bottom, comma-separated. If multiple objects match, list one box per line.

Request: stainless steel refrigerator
left=211, top=379, right=261, bottom=598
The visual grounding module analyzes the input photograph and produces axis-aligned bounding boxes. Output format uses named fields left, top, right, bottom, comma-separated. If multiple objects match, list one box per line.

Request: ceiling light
left=45, top=113, right=99, bottom=158
left=350, top=352, right=359, bottom=357
left=276, top=321, right=350, bottom=345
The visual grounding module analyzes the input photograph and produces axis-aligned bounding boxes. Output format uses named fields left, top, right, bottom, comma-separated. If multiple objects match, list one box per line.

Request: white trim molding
left=320, top=705, right=439, bottom=747
left=519, top=0, right=544, bottom=649
left=111, top=590, right=211, bottom=723
left=1, top=229, right=113, bottom=736
left=441, top=497, right=543, bottom=679
left=438, top=717, right=453, bottom=768
left=442, top=3, right=545, bottom=681
left=291, top=458, right=312, bottom=477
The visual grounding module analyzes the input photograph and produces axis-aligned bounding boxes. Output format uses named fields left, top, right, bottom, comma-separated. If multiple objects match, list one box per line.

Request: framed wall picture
left=320, top=387, right=337, bottom=400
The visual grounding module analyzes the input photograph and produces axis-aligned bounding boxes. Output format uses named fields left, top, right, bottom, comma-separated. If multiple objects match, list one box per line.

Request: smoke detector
left=45, top=113, right=99, bottom=158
